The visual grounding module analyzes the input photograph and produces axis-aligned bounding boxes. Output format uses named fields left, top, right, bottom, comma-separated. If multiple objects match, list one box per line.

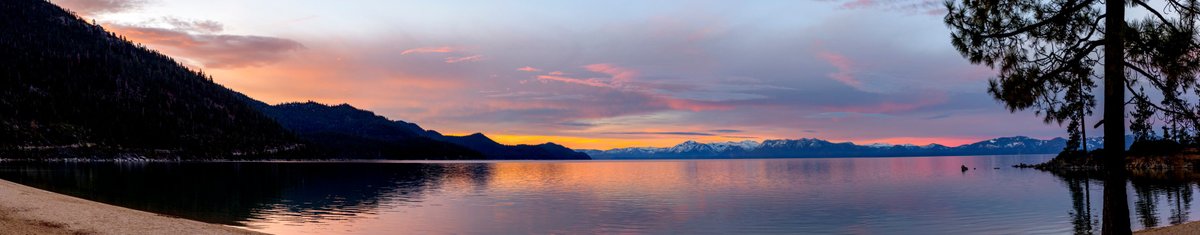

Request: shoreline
left=1138, top=221, right=1200, bottom=234
left=0, top=179, right=262, bottom=235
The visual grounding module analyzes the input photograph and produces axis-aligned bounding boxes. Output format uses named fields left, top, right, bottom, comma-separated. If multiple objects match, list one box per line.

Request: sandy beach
left=0, top=179, right=262, bottom=235
left=1138, top=222, right=1200, bottom=235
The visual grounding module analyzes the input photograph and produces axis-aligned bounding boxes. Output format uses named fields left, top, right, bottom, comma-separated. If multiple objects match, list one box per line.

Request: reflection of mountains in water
left=0, top=162, right=493, bottom=226
left=1048, top=169, right=1196, bottom=234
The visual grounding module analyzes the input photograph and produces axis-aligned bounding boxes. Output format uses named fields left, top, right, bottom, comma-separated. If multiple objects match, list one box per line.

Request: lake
left=0, top=155, right=1195, bottom=234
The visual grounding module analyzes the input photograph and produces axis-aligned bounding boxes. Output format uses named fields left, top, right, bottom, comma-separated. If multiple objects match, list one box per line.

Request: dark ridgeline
left=0, top=0, right=303, bottom=159
left=249, top=101, right=589, bottom=160
left=246, top=101, right=482, bottom=159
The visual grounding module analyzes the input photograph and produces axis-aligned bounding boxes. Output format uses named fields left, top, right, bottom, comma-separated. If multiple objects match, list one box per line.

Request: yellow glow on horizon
left=458, top=133, right=989, bottom=150
left=462, top=134, right=758, bottom=150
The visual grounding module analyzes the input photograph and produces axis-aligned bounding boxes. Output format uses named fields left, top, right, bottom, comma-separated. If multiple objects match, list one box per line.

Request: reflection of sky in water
left=3, top=156, right=1200, bottom=234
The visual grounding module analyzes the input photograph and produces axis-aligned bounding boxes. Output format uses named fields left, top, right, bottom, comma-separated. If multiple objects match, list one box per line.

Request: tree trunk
left=1101, top=0, right=1130, bottom=234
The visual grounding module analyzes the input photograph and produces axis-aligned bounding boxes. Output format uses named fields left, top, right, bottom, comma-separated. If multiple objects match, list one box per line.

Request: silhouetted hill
left=252, top=101, right=589, bottom=160
left=0, top=0, right=303, bottom=158
left=582, top=136, right=1134, bottom=159
left=437, top=133, right=589, bottom=160
left=248, top=101, right=481, bottom=159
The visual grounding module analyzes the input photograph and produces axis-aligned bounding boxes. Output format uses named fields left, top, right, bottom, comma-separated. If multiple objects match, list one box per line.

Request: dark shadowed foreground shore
left=0, top=179, right=260, bottom=235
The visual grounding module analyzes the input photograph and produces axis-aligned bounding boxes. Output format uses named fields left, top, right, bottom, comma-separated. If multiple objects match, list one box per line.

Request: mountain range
left=0, top=0, right=587, bottom=160
left=581, top=136, right=1133, bottom=159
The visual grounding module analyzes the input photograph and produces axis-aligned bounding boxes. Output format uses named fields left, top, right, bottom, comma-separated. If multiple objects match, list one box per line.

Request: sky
left=52, top=0, right=1086, bottom=150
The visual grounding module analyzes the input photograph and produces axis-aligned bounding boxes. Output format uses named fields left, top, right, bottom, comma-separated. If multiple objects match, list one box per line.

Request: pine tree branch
left=975, top=0, right=1098, bottom=38
left=1135, top=0, right=1181, bottom=32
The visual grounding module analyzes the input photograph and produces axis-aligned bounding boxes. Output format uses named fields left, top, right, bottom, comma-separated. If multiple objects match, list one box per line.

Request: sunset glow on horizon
left=54, top=0, right=1088, bottom=149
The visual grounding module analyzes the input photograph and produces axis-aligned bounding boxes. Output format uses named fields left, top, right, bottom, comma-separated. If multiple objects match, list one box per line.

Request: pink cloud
left=444, top=55, right=484, bottom=63
left=533, top=64, right=638, bottom=88
left=817, top=51, right=863, bottom=89
left=517, top=66, right=542, bottom=72
left=400, top=46, right=457, bottom=55
left=841, top=0, right=876, bottom=8
left=657, top=97, right=734, bottom=112
left=584, top=63, right=638, bottom=84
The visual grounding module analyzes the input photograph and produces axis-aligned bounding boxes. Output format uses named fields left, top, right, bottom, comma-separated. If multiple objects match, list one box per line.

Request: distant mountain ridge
left=581, top=136, right=1134, bottom=159
left=250, top=101, right=589, bottom=160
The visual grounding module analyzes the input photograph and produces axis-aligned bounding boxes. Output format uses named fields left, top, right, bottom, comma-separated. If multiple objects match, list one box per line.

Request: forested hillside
left=0, top=0, right=303, bottom=158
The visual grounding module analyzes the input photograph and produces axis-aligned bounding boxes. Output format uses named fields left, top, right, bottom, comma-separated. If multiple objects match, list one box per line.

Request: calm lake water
left=0, top=155, right=1196, bottom=234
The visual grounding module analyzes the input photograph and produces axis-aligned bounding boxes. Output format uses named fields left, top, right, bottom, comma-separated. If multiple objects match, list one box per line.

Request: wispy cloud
left=105, top=23, right=304, bottom=68
left=401, top=46, right=457, bottom=55
left=536, top=75, right=614, bottom=88
left=444, top=55, right=484, bottom=63
left=517, top=66, right=541, bottom=72
left=829, top=0, right=946, bottom=15
left=817, top=51, right=862, bottom=89
left=54, top=0, right=145, bottom=16
left=584, top=63, right=638, bottom=84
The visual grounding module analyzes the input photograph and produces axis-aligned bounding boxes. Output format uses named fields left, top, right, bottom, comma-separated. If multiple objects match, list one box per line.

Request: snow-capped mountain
left=580, top=136, right=1131, bottom=159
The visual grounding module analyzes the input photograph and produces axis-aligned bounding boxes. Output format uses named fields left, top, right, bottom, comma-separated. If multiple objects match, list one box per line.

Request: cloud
left=925, top=113, right=952, bottom=120
left=517, top=66, right=542, bottom=72
left=160, top=1, right=1060, bottom=149
left=54, top=0, right=145, bottom=16
left=829, top=0, right=945, bottom=15
left=710, top=129, right=743, bottom=133
left=106, top=24, right=304, bottom=68
left=401, top=46, right=457, bottom=55
left=535, top=75, right=615, bottom=88
left=584, top=63, right=638, bottom=84
left=817, top=51, right=862, bottom=89
left=149, top=17, right=224, bottom=33
left=840, top=0, right=876, bottom=9
left=444, top=55, right=484, bottom=63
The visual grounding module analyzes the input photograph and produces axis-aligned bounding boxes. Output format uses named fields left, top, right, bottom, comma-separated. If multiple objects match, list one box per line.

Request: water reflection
left=0, top=162, right=493, bottom=227
left=1049, top=168, right=1200, bottom=234
left=2, top=156, right=1200, bottom=234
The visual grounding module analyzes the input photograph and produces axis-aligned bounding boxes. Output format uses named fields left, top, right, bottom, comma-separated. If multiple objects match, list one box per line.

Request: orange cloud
left=400, top=46, right=457, bottom=55
left=104, top=24, right=303, bottom=68
left=54, top=0, right=143, bottom=16
left=517, top=66, right=541, bottom=72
